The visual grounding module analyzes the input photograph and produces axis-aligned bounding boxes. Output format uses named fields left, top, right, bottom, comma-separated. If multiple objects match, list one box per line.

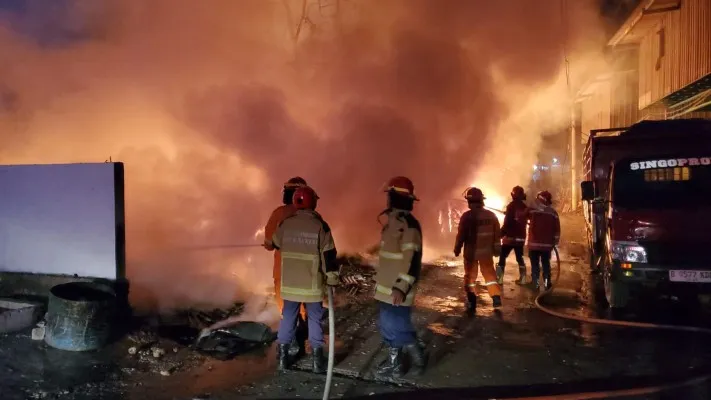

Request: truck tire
left=604, top=265, right=629, bottom=309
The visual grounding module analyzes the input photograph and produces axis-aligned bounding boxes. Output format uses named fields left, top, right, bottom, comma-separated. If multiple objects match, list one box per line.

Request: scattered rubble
left=31, top=326, right=45, bottom=341
left=338, top=255, right=376, bottom=304
left=152, top=347, right=166, bottom=358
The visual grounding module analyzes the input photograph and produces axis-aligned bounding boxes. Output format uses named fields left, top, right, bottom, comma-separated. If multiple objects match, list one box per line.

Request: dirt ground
left=3, top=212, right=711, bottom=399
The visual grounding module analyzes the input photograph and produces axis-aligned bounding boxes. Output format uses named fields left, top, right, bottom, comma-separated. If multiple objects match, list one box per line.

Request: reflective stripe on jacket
left=501, top=200, right=527, bottom=246
left=454, top=207, right=501, bottom=261
left=374, top=210, right=423, bottom=307
left=525, top=204, right=560, bottom=251
left=272, top=210, right=337, bottom=303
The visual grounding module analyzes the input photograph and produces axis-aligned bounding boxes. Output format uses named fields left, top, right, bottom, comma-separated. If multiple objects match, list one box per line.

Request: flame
left=254, top=227, right=265, bottom=239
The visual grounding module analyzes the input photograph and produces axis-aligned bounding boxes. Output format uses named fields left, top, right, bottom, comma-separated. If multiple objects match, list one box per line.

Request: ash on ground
left=125, top=302, right=277, bottom=373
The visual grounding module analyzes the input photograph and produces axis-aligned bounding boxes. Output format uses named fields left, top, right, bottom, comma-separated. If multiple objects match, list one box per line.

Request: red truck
left=581, top=118, right=711, bottom=308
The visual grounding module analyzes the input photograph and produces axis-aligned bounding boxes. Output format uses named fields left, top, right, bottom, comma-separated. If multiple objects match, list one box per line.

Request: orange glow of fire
left=469, top=182, right=506, bottom=225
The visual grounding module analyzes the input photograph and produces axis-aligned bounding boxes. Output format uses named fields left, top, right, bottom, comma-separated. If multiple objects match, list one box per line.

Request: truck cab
left=581, top=119, right=711, bottom=308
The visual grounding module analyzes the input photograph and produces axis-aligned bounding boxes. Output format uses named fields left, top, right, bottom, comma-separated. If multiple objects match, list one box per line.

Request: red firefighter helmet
left=463, top=187, right=485, bottom=202
left=383, top=176, right=418, bottom=200
left=511, top=185, right=526, bottom=200
left=284, top=176, right=307, bottom=189
left=292, top=186, right=319, bottom=210
left=536, top=190, right=553, bottom=206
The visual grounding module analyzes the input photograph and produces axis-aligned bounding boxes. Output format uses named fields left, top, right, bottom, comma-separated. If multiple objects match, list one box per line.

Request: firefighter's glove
left=453, top=248, right=461, bottom=257
left=391, top=288, right=406, bottom=306
left=325, top=272, right=340, bottom=287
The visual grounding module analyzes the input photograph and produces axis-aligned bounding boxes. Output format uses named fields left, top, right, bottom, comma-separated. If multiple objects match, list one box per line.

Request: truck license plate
left=669, top=270, right=711, bottom=283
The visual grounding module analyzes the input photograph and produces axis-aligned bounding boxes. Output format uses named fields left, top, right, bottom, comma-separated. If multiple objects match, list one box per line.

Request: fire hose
left=323, top=286, right=336, bottom=400
left=511, top=246, right=711, bottom=400
left=181, top=243, right=265, bottom=251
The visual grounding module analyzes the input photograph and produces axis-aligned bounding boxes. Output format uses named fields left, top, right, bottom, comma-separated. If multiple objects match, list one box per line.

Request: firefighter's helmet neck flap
left=468, top=199, right=484, bottom=210
left=387, top=191, right=414, bottom=212
left=511, top=185, right=527, bottom=201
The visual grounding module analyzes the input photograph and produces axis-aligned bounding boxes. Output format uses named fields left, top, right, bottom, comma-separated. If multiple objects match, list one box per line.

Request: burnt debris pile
left=194, top=321, right=277, bottom=361
left=337, top=254, right=377, bottom=304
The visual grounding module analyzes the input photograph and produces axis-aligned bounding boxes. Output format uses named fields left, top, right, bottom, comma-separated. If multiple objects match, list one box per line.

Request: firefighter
left=525, top=190, right=560, bottom=291
left=497, top=186, right=528, bottom=285
left=272, top=185, right=339, bottom=373
left=374, top=176, right=426, bottom=379
left=454, top=187, right=502, bottom=310
left=263, top=177, right=309, bottom=353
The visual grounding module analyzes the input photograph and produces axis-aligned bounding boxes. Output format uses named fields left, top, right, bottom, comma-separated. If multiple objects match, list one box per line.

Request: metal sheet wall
left=638, top=0, right=711, bottom=109
left=610, top=70, right=640, bottom=127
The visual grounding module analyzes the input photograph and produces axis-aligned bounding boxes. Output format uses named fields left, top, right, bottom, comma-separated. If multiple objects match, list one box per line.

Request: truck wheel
left=604, top=265, right=629, bottom=309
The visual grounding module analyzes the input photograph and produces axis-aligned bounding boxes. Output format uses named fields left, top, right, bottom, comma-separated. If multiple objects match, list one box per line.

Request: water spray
left=484, top=205, right=506, bottom=215
left=180, top=243, right=266, bottom=251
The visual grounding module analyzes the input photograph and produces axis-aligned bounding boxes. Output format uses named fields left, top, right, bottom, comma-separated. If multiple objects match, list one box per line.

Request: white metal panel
left=0, top=163, right=123, bottom=279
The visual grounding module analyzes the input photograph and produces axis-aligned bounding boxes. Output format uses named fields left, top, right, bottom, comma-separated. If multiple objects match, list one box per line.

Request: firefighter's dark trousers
left=529, top=249, right=552, bottom=282
left=464, top=258, right=502, bottom=296
left=498, top=244, right=525, bottom=268
left=378, top=302, right=417, bottom=347
left=278, top=300, right=324, bottom=349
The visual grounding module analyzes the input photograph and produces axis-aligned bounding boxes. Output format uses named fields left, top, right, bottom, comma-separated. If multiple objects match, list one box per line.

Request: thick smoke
left=0, top=0, right=605, bottom=313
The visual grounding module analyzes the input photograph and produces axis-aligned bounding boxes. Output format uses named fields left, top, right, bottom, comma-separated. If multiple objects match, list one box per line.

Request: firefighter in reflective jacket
left=454, top=187, right=502, bottom=310
left=524, top=190, right=560, bottom=291
left=263, top=177, right=309, bottom=354
left=271, top=186, right=339, bottom=374
left=374, top=176, right=426, bottom=379
left=497, top=185, right=528, bottom=285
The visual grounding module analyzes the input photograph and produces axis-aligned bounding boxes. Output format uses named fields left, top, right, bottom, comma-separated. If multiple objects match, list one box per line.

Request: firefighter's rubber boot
left=277, top=343, right=290, bottom=372
left=517, top=266, right=527, bottom=285
left=496, top=265, right=505, bottom=285
left=376, top=347, right=405, bottom=379
left=544, top=278, right=552, bottom=291
left=404, top=343, right=426, bottom=377
left=466, top=292, right=477, bottom=312
left=312, top=347, right=326, bottom=374
left=532, top=279, right=540, bottom=291
left=492, top=295, right=502, bottom=308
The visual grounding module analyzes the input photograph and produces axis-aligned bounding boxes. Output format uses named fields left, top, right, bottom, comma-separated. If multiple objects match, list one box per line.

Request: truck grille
left=639, top=241, right=711, bottom=267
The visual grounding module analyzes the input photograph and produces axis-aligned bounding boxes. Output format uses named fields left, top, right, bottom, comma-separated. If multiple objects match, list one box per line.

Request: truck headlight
left=611, top=242, right=648, bottom=263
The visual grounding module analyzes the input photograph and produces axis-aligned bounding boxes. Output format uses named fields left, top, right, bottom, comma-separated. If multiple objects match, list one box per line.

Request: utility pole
left=560, top=0, right=579, bottom=211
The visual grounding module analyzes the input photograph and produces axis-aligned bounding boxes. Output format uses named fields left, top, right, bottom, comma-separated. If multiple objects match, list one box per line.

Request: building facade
left=570, top=0, right=711, bottom=208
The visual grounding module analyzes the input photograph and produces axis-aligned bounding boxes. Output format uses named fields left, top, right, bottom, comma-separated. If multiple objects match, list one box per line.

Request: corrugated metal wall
left=610, top=70, right=640, bottom=127
left=638, top=0, right=711, bottom=109
left=580, top=80, right=612, bottom=141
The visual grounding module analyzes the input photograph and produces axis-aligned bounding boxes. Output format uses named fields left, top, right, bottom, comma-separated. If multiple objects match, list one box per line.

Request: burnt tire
left=604, top=266, right=630, bottom=309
